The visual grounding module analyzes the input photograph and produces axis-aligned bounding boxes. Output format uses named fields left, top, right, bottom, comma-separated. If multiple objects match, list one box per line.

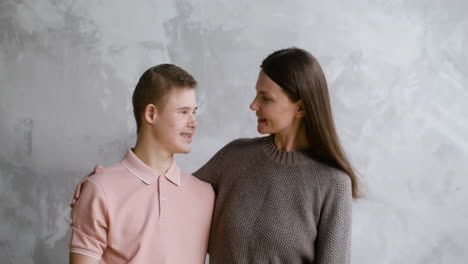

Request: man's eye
left=181, top=111, right=188, bottom=114
left=262, top=97, right=271, bottom=102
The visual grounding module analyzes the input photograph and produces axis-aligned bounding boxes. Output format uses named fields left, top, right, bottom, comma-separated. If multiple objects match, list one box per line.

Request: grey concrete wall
left=1, top=0, right=467, bottom=263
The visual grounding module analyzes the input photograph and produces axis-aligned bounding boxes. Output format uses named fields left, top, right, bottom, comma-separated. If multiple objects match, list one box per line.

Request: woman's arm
left=314, top=171, right=353, bottom=264
left=70, top=165, right=104, bottom=207
left=192, top=142, right=232, bottom=192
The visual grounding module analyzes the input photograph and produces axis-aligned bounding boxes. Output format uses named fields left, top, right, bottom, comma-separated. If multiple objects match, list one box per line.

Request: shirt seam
left=314, top=166, right=323, bottom=213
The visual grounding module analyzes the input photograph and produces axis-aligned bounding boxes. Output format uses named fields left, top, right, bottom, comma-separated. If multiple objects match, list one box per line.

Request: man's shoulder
left=181, top=169, right=214, bottom=196
left=86, top=162, right=128, bottom=188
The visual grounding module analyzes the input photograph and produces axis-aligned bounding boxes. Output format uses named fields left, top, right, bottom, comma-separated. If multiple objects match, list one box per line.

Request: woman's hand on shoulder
left=69, top=164, right=104, bottom=207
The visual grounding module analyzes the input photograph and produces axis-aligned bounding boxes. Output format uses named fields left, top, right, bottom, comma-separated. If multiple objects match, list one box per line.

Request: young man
left=69, top=64, right=215, bottom=264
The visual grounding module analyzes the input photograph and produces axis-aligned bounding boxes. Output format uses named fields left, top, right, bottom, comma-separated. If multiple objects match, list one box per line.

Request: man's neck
left=133, top=136, right=174, bottom=175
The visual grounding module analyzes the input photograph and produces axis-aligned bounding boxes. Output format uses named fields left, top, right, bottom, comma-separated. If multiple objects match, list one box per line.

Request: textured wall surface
left=1, top=0, right=467, bottom=263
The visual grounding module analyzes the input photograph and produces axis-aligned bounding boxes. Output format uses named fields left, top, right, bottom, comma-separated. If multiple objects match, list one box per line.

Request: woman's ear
left=143, top=104, right=159, bottom=125
left=295, top=100, right=305, bottom=118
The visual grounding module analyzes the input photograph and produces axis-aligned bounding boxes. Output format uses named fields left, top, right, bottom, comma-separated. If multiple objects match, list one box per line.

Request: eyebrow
left=255, top=86, right=273, bottom=96
left=258, top=91, right=273, bottom=97
left=177, top=106, right=198, bottom=111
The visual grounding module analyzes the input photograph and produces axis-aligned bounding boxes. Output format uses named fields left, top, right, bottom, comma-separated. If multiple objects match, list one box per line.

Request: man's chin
left=175, top=146, right=191, bottom=154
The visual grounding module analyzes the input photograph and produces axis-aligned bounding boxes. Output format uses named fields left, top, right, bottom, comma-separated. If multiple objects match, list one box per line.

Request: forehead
left=256, top=71, right=283, bottom=94
left=161, top=87, right=196, bottom=107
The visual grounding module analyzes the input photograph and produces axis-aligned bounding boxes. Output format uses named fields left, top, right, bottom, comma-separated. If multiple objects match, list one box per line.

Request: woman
left=71, top=47, right=360, bottom=263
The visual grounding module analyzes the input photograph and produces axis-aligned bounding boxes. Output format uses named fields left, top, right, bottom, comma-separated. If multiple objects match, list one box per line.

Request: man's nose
left=189, top=114, right=198, bottom=129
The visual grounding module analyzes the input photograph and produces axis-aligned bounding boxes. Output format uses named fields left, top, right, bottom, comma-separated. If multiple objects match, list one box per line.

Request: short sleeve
left=69, top=179, right=108, bottom=260
left=314, top=171, right=353, bottom=264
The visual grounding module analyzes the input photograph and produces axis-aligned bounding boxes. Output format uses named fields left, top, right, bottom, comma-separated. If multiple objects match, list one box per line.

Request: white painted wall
left=1, top=0, right=467, bottom=263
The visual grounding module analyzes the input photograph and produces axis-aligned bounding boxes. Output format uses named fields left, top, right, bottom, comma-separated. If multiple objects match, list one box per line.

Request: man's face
left=152, top=87, right=198, bottom=154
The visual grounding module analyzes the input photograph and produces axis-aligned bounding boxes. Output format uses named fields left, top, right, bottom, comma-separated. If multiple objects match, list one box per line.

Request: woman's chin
left=256, top=126, right=269, bottom=134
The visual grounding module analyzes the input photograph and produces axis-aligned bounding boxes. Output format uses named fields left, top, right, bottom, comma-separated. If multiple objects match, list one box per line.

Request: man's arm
left=70, top=252, right=100, bottom=264
left=69, top=179, right=108, bottom=263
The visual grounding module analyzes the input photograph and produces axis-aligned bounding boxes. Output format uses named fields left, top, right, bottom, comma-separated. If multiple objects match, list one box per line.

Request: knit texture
left=193, top=135, right=352, bottom=264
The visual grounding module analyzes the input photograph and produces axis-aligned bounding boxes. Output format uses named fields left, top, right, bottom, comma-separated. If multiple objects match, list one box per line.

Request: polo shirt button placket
left=159, top=175, right=167, bottom=222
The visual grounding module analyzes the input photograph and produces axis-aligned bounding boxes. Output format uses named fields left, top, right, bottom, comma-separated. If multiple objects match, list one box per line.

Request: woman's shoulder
left=306, top=159, right=351, bottom=193
left=210, top=136, right=267, bottom=164
left=224, top=136, right=269, bottom=150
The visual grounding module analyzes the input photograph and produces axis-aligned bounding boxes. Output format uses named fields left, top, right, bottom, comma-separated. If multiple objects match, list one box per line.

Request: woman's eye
left=262, top=97, right=270, bottom=102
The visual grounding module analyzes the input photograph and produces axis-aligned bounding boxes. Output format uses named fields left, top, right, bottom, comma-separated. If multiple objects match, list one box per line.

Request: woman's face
left=250, top=70, right=302, bottom=135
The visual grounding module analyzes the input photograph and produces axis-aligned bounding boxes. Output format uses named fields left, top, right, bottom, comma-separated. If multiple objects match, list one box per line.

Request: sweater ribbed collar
left=262, top=135, right=312, bottom=165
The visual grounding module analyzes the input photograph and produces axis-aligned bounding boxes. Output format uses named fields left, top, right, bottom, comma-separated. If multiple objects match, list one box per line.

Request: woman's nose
left=250, top=100, right=258, bottom=111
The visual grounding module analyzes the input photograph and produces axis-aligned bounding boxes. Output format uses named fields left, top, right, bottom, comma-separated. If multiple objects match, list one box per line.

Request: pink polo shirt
left=69, top=148, right=215, bottom=263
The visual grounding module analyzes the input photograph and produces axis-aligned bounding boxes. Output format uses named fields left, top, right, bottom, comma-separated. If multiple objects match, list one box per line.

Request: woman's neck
left=273, top=121, right=309, bottom=152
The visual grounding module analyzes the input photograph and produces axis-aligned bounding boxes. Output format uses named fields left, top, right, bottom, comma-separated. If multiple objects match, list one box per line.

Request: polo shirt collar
left=121, top=148, right=181, bottom=186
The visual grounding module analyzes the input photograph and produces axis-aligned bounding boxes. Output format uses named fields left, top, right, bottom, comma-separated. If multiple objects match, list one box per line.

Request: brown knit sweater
left=193, top=135, right=352, bottom=264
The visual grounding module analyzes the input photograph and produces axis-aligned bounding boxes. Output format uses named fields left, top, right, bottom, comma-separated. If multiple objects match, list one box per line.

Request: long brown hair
left=261, top=47, right=361, bottom=199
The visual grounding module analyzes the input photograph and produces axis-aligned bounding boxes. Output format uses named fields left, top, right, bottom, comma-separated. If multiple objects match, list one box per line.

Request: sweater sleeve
left=314, top=170, right=353, bottom=264
left=192, top=142, right=231, bottom=192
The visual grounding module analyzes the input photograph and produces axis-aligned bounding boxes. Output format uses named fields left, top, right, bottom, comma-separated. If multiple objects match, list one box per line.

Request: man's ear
left=295, top=100, right=305, bottom=119
left=143, top=104, right=159, bottom=125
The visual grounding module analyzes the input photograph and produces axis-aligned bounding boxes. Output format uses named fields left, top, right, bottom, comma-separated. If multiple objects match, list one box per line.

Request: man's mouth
left=181, top=133, right=193, bottom=139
